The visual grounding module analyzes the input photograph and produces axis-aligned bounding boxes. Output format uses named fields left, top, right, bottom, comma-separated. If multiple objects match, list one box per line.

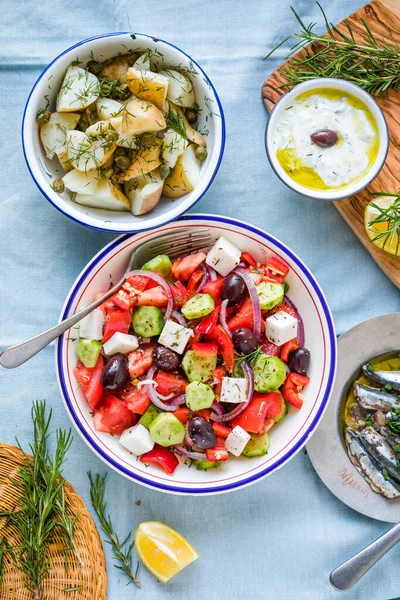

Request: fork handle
left=330, top=522, right=400, bottom=591
left=0, top=282, right=122, bottom=369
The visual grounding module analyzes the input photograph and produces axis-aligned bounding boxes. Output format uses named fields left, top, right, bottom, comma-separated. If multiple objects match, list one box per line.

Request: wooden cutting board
left=262, top=0, right=400, bottom=288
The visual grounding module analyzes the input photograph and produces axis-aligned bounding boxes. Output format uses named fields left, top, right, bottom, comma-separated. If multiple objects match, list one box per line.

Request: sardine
left=345, top=429, right=400, bottom=498
left=362, top=365, right=400, bottom=393
left=358, top=427, right=400, bottom=484
left=354, top=382, right=399, bottom=412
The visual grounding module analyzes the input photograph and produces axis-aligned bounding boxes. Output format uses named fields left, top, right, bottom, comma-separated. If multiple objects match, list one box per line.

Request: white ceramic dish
left=55, top=214, right=337, bottom=495
left=307, top=313, right=400, bottom=523
left=22, top=33, right=225, bottom=233
left=265, top=78, right=389, bottom=201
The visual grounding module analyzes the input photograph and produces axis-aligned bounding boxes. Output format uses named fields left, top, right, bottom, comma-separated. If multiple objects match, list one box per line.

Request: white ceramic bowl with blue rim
left=55, top=214, right=337, bottom=495
left=22, top=33, right=225, bottom=233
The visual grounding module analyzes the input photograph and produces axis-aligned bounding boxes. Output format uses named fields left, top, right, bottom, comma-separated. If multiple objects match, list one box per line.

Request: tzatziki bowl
left=265, top=78, right=389, bottom=201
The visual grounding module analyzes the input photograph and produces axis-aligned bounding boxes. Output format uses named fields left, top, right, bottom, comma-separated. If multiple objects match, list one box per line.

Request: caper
left=104, top=130, right=119, bottom=144
left=195, top=146, right=207, bottom=162
left=87, top=60, right=103, bottom=75
left=102, top=166, right=114, bottom=179
left=141, top=132, right=156, bottom=147
left=127, top=53, right=138, bottom=66
left=52, top=178, right=65, bottom=193
left=36, top=109, right=51, bottom=125
left=160, top=164, right=171, bottom=180
left=114, top=83, right=131, bottom=101
left=115, top=155, right=131, bottom=170
left=185, top=108, right=197, bottom=124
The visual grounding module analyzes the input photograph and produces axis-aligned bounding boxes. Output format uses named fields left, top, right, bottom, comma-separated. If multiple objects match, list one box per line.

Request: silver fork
left=0, top=228, right=214, bottom=369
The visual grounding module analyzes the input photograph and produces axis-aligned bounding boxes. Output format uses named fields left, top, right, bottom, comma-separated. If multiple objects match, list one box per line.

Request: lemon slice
left=365, top=195, right=400, bottom=256
left=134, top=521, right=199, bottom=583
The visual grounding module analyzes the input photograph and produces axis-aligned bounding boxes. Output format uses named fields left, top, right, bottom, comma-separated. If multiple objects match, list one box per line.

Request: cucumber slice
left=149, top=412, right=185, bottom=447
left=138, top=404, right=162, bottom=430
left=256, top=282, right=285, bottom=310
left=194, top=459, right=222, bottom=470
left=182, top=349, right=217, bottom=383
left=185, top=381, right=215, bottom=411
left=141, top=254, right=172, bottom=278
left=242, top=432, right=270, bottom=457
left=77, top=338, right=102, bottom=368
left=253, top=354, right=286, bottom=392
left=133, top=306, right=164, bottom=338
left=181, top=293, right=215, bottom=320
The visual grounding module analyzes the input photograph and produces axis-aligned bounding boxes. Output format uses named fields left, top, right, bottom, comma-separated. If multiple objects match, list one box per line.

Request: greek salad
left=73, top=236, right=311, bottom=475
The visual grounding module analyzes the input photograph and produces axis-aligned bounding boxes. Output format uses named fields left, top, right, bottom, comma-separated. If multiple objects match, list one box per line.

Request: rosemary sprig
left=1, top=401, right=75, bottom=600
left=234, top=346, right=262, bottom=367
left=368, top=191, right=400, bottom=256
left=0, top=537, right=6, bottom=586
left=88, top=472, right=141, bottom=588
left=264, top=2, right=400, bottom=97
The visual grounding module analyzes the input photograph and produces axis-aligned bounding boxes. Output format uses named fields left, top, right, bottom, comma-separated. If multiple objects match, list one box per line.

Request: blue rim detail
left=21, top=32, right=226, bottom=233
left=56, top=214, right=337, bottom=494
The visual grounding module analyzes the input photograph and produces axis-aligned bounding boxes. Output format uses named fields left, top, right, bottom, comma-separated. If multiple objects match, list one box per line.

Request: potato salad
left=37, top=50, right=207, bottom=215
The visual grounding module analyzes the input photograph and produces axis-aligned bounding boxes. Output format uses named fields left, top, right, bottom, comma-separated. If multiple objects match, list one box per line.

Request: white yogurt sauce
left=273, top=92, right=378, bottom=188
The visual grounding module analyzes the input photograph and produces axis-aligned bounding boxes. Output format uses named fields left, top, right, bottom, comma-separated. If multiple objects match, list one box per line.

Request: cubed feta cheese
left=103, top=332, right=139, bottom=356
left=225, top=426, right=251, bottom=457
left=265, top=310, right=298, bottom=346
left=158, top=319, right=192, bottom=354
left=119, top=424, right=154, bottom=455
left=206, top=236, right=242, bottom=276
left=220, top=377, right=248, bottom=404
left=79, top=309, right=104, bottom=340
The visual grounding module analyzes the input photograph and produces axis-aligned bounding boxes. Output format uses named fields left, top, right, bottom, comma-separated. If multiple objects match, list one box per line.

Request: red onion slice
left=211, top=361, right=254, bottom=422
left=283, top=296, right=305, bottom=347
left=233, top=267, right=261, bottom=339
left=171, top=310, right=186, bottom=326
left=145, top=366, right=177, bottom=411
left=174, top=445, right=207, bottom=461
left=168, top=393, right=186, bottom=406
left=219, top=299, right=232, bottom=338
left=196, top=267, right=209, bottom=293
left=211, top=400, right=225, bottom=415
left=125, top=269, right=173, bottom=320
left=206, top=264, right=217, bottom=281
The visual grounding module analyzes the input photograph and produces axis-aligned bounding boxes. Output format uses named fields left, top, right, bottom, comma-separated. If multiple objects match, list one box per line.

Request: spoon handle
left=0, top=282, right=122, bottom=369
left=330, top=521, right=400, bottom=591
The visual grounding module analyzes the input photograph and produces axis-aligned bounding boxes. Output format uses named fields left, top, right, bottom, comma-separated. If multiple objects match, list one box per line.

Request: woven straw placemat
left=0, top=443, right=107, bottom=600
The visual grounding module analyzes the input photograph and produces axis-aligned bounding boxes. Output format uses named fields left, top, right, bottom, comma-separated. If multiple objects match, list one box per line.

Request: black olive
left=188, top=416, right=216, bottom=449
left=221, top=274, right=246, bottom=306
left=101, top=353, right=129, bottom=390
left=310, top=129, right=338, bottom=148
left=232, top=328, right=259, bottom=355
left=152, top=346, right=180, bottom=372
left=288, top=347, right=310, bottom=375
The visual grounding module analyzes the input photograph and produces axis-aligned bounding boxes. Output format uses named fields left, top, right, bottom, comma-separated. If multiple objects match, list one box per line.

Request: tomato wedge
left=171, top=252, right=206, bottom=281
left=128, top=345, right=154, bottom=379
left=169, top=281, right=188, bottom=308
left=102, top=307, right=131, bottom=343
left=122, top=386, right=151, bottom=415
left=93, top=394, right=136, bottom=435
left=191, top=342, right=219, bottom=357
left=85, top=355, right=104, bottom=409
left=212, top=423, right=231, bottom=439
left=206, top=447, right=229, bottom=462
left=231, top=393, right=269, bottom=433
left=73, top=361, right=93, bottom=395
left=174, top=407, right=190, bottom=424
left=136, top=286, right=168, bottom=307
left=140, top=444, right=179, bottom=474
left=196, top=306, right=220, bottom=335
left=227, top=298, right=254, bottom=331
left=202, top=278, right=224, bottom=304
left=262, top=341, right=280, bottom=356
left=155, top=371, right=187, bottom=396
left=211, top=366, right=225, bottom=397
left=207, top=324, right=235, bottom=372
left=187, top=268, right=204, bottom=297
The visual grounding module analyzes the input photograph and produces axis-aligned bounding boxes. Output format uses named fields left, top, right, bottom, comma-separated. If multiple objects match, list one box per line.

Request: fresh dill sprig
left=88, top=472, right=141, bottom=588
left=368, top=191, right=400, bottom=257
left=2, top=401, right=75, bottom=600
left=264, top=2, right=400, bottom=97
left=166, top=106, right=188, bottom=140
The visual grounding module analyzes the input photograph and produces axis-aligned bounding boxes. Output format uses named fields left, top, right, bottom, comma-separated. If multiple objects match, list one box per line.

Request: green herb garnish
left=382, top=468, right=389, bottom=481
left=368, top=192, right=400, bottom=257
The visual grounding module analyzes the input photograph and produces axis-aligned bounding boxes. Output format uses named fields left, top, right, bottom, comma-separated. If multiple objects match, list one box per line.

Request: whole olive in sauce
left=188, top=416, right=216, bottom=449
left=221, top=273, right=246, bottom=306
left=288, top=347, right=310, bottom=375
left=310, top=129, right=338, bottom=148
left=101, top=353, right=129, bottom=390
left=232, top=327, right=259, bottom=355
left=152, top=346, right=180, bottom=372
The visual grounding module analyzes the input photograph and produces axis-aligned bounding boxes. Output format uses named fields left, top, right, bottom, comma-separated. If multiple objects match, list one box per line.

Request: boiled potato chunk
left=122, top=97, right=166, bottom=134
left=86, top=117, right=139, bottom=150
left=163, top=144, right=201, bottom=199
left=134, top=53, right=151, bottom=71
left=125, top=168, right=163, bottom=215
left=117, top=139, right=162, bottom=182
left=126, top=67, right=169, bottom=110
left=162, top=128, right=188, bottom=169
left=100, top=56, right=130, bottom=83
left=40, top=112, right=80, bottom=159
left=65, top=130, right=116, bottom=172
left=56, top=66, right=100, bottom=112
left=74, top=178, right=130, bottom=211
left=160, top=69, right=194, bottom=108
left=96, top=98, right=124, bottom=120
left=56, top=146, right=73, bottom=172
left=168, top=103, right=206, bottom=147
left=63, top=169, right=99, bottom=195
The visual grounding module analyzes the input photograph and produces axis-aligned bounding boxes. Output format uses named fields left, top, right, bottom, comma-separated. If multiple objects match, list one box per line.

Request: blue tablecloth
left=1, top=0, right=399, bottom=598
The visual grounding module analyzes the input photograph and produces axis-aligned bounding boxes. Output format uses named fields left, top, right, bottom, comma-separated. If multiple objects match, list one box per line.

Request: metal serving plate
left=307, top=313, right=400, bottom=523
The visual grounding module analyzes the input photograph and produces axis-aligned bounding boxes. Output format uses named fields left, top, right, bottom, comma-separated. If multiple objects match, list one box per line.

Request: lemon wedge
left=134, top=521, right=199, bottom=583
left=365, top=195, right=400, bottom=256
